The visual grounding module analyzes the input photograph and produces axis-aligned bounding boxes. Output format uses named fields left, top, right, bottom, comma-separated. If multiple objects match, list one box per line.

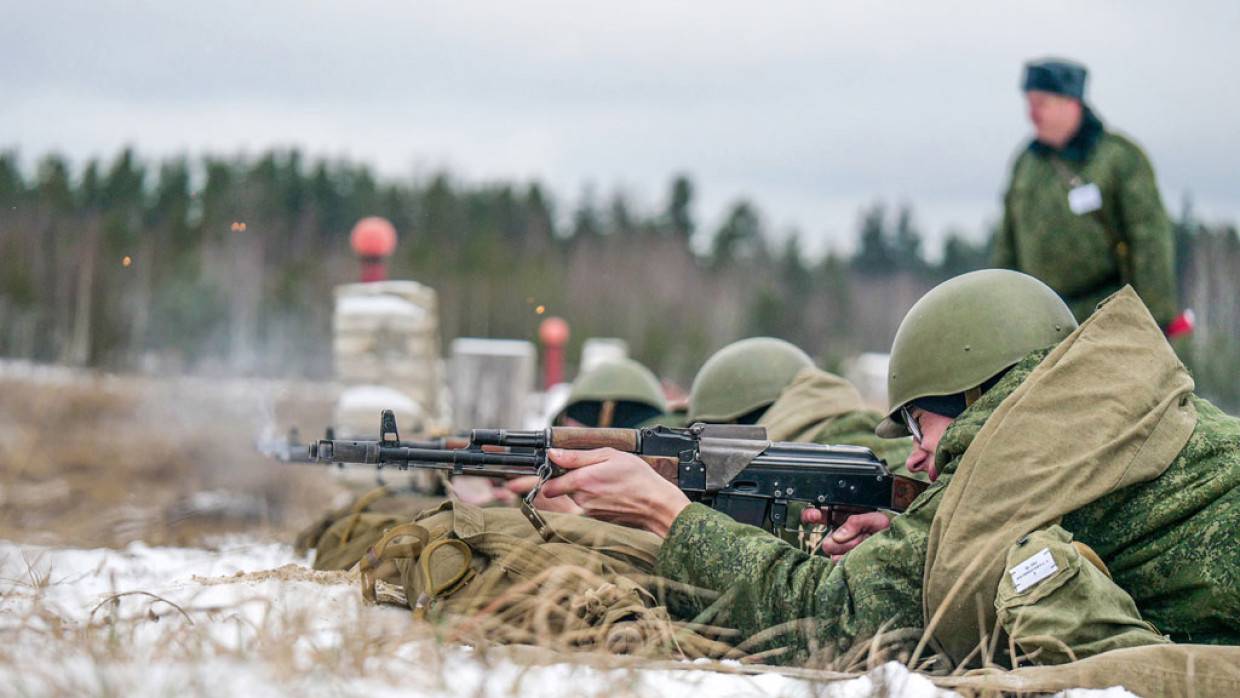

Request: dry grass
left=0, top=367, right=347, bottom=548
left=0, top=365, right=1142, bottom=698
left=0, top=565, right=919, bottom=698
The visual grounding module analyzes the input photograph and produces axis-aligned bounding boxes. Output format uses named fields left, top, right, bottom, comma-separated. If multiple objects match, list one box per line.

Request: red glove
left=1165, top=309, right=1195, bottom=340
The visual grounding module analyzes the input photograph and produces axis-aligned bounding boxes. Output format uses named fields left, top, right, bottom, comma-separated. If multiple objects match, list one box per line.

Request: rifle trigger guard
left=770, top=499, right=789, bottom=527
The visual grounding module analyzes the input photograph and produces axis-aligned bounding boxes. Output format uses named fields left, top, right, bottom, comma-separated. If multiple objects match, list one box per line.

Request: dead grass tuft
left=0, top=369, right=348, bottom=548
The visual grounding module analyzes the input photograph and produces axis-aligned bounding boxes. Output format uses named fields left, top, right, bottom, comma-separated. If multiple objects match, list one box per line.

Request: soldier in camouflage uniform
left=993, top=58, right=1178, bottom=327
left=537, top=270, right=1240, bottom=666
left=686, top=337, right=919, bottom=555
left=554, top=357, right=668, bottom=429
left=687, top=337, right=914, bottom=470
left=506, top=358, right=670, bottom=510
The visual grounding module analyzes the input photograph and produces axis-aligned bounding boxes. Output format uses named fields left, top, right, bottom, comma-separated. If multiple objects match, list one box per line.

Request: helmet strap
left=598, top=400, right=615, bottom=428
left=964, top=386, right=983, bottom=407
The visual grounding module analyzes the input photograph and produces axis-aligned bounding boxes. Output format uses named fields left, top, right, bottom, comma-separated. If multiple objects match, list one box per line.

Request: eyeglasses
left=900, top=405, right=923, bottom=443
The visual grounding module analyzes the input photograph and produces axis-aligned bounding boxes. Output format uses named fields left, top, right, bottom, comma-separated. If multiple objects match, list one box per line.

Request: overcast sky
left=4, top=1, right=1238, bottom=256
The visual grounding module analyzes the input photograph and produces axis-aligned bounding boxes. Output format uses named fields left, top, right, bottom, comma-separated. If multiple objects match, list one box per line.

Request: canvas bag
left=922, top=287, right=1198, bottom=665
left=358, top=501, right=735, bottom=657
left=295, top=486, right=413, bottom=571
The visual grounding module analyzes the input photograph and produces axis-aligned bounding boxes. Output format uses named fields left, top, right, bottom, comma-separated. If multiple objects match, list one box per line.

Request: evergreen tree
left=665, top=174, right=694, bottom=243
left=891, top=204, right=926, bottom=271
left=572, top=185, right=601, bottom=238
left=937, top=229, right=991, bottom=279
left=710, top=200, right=765, bottom=268
left=608, top=191, right=635, bottom=236
left=851, top=202, right=895, bottom=272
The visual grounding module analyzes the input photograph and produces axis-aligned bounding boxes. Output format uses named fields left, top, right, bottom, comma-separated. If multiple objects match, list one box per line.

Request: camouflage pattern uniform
left=993, top=108, right=1178, bottom=326
left=657, top=348, right=1240, bottom=659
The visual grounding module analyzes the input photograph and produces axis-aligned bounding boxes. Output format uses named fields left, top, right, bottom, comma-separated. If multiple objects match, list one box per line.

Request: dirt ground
left=0, top=363, right=359, bottom=549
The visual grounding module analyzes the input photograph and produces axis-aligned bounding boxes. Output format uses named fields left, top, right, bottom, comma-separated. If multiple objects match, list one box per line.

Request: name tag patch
left=1068, top=183, right=1103, bottom=215
left=1009, top=547, right=1059, bottom=594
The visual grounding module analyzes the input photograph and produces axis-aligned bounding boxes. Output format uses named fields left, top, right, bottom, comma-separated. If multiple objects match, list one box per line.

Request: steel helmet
left=877, top=269, right=1077, bottom=437
left=688, top=337, right=813, bottom=423
left=559, top=358, right=667, bottom=428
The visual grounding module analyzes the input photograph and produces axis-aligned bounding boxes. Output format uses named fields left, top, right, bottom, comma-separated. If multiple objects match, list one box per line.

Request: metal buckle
left=519, top=458, right=557, bottom=541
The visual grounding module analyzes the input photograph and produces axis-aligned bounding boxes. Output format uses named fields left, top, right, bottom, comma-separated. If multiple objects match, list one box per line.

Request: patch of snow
left=335, top=294, right=428, bottom=320
left=0, top=538, right=1137, bottom=698
left=451, top=337, right=536, bottom=358
left=335, top=385, right=420, bottom=416
left=580, top=338, right=629, bottom=372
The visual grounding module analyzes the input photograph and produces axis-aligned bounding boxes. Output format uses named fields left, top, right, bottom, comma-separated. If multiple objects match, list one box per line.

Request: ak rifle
left=313, top=409, right=929, bottom=535
left=259, top=426, right=491, bottom=465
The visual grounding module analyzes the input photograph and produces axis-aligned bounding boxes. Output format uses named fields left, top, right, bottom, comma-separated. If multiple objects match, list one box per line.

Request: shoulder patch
left=1009, top=546, right=1059, bottom=593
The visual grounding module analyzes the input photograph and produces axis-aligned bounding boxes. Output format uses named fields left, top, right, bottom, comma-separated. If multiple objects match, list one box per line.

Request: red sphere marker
left=539, top=316, right=570, bottom=389
left=350, top=216, right=398, bottom=282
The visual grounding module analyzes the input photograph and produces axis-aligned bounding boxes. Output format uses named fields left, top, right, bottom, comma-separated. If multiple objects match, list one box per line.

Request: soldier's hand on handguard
left=538, top=448, right=691, bottom=538
left=505, top=475, right=585, bottom=516
left=800, top=509, right=891, bottom=560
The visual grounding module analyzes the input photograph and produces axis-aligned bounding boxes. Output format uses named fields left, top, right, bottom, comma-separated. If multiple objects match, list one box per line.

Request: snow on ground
left=0, top=539, right=1134, bottom=698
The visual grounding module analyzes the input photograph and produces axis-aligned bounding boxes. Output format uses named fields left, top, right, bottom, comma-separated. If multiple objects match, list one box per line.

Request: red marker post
left=350, top=216, right=398, bottom=282
left=538, top=316, right=570, bottom=389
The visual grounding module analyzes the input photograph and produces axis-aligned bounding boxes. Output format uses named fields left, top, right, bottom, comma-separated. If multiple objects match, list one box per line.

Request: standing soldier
left=993, top=58, right=1179, bottom=328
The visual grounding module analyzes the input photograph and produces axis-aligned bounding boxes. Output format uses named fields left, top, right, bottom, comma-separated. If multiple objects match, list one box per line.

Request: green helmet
left=688, top=337, right=813, bottom=423
left=876, top=269, right=1077, bottom=438
left=559, top=358, right=667, bottom=428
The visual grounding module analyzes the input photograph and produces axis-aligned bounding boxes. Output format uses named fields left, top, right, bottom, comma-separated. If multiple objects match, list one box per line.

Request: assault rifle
left=313, top=409, right=929, bottom=536
left=258, top=426, right=483, bottom=465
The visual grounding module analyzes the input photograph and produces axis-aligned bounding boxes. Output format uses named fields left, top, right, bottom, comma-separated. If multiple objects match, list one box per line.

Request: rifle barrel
left=314, top=439, right=554, bottom=478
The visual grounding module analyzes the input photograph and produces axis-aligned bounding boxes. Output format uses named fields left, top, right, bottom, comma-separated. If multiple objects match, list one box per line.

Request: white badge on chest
left=1068, top=183, right=1103, bottom=215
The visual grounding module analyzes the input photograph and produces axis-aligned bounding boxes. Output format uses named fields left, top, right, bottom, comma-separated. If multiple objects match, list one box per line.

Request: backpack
left=358, top=501, right=739, bottom=659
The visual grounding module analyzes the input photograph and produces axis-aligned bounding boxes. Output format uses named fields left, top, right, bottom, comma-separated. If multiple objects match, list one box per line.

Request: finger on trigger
left=539, top=469, right=586, bottom=499
left=831, top=522, right=857, bottom=542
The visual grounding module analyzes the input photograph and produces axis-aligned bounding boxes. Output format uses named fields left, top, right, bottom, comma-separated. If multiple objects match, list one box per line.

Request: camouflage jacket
left=992, top=109, right=1178, bottom=326
left=656, top=348, right=1240, bottom=660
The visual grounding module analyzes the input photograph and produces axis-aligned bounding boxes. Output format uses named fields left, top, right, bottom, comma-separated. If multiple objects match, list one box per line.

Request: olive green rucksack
left=357, top=501, right=737, bottom=658
left=295, top=486, right=423, bottom=571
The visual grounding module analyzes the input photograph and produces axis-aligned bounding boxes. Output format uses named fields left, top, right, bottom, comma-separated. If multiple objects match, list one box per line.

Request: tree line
left=0, top=148, right=1235, bottom=410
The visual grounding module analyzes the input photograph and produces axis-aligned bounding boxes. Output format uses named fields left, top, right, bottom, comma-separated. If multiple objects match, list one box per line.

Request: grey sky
left=4, top=0, right=1238, bottom=256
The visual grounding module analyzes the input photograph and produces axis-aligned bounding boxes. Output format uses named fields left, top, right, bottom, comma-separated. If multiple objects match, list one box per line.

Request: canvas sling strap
left=940, top=644, right=1240, bottom=698
left=758, top=367, right=868, bottom=443
left=922, top=286, right=1198, bottom=667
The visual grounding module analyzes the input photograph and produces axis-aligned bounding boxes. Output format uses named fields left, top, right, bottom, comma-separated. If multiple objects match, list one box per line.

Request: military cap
left=1022, top=58, right=1088, bottom=100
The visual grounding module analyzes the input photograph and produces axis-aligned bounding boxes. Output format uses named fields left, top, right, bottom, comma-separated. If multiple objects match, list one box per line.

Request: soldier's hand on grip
left=541, top=447, right=690, bottom=537
left=800, top=510, right=892, bottom=560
